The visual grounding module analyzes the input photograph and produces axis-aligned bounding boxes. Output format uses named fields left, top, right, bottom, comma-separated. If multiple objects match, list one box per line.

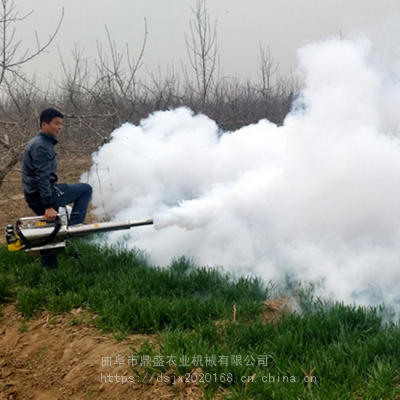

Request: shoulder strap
left=16, top=218, right=62, bottom=249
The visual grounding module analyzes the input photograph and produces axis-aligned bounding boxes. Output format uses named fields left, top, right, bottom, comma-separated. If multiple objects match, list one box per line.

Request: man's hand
left=45, top=207, right=58, bottom=221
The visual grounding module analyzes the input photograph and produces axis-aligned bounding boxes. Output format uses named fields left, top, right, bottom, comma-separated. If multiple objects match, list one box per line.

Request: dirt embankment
left=0, top=300, right=291, bottom=400
left=0, top=305, right=208, bottom=400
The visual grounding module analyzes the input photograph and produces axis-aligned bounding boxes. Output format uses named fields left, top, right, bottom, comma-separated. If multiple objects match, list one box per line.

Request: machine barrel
left=67, top=218, right=153, bottom=238
left=16, top=218, right=153, bottom=246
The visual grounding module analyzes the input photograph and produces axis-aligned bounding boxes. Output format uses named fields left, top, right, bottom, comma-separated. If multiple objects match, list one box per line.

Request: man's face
left=42, top=117, right=63, bottom=138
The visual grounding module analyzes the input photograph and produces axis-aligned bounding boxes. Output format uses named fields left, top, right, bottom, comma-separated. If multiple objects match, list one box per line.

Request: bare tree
left=92, top=22, right=148, bottom=125
left=257, top=44, right=279, bottom=119
left=0, top=0, right=298, bottom=190
left=0, top=0, right=63, bottom=85
left=47, top=21, right=150, bottom=155
left=254, top=43, right=298, bottom=124
left=0, top=0, right=63, bottom=191
left=144, top=64, right=182, bottom=112
left=55, top=43, right=116, bottom=150
left=183, top=0, right=219, bottom=114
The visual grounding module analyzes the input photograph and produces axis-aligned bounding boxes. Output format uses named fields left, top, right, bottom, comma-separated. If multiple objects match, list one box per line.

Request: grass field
left=1, top=241, right=400, bottom=399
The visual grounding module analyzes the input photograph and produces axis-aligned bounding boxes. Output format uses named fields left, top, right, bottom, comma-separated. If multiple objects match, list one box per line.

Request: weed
left=68, top=316, right=82, bottom=326
left=85, top=388, right=97, bottom=398
left=40, top=345, right=48, bottom=357
left=19, top=320, right=29, bottom=332
left=113, top=330, right=129, bottom=341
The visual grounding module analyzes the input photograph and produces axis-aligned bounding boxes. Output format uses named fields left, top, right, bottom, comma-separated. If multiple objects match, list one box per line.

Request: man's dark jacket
left=22, top=132, right=58, bottom=208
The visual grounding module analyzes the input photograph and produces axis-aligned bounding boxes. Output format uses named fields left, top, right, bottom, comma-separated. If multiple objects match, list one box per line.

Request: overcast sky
left=12, top=0, right=400, bottom=83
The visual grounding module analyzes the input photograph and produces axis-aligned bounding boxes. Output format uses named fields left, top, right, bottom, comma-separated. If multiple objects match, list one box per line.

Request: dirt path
left=0, top=304, right=207, bottom=400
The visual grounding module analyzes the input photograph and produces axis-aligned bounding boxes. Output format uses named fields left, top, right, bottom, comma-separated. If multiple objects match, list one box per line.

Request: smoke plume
left=85, top=36, right=400, bottom=312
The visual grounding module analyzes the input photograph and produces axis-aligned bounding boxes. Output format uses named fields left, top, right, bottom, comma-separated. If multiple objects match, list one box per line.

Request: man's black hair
left=40, top=108, right=64, bottom=127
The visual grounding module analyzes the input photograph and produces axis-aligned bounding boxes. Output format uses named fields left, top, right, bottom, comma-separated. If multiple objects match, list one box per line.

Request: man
left=22, top=108, right=92, bottom=268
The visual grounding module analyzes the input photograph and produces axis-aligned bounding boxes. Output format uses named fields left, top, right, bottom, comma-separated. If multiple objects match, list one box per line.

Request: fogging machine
left=5, top=214, right=153, bottom=257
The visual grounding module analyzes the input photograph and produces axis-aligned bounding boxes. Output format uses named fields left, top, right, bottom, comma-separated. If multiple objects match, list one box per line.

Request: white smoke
left=84, top=36, right=400, bottom=311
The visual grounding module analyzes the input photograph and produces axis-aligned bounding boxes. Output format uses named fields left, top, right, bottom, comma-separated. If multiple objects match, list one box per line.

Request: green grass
left=0, top=241, right=269, bottom=330
left=139, top=306, right=400, bottom=399
left=1, top=241, right=400, bottom=399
